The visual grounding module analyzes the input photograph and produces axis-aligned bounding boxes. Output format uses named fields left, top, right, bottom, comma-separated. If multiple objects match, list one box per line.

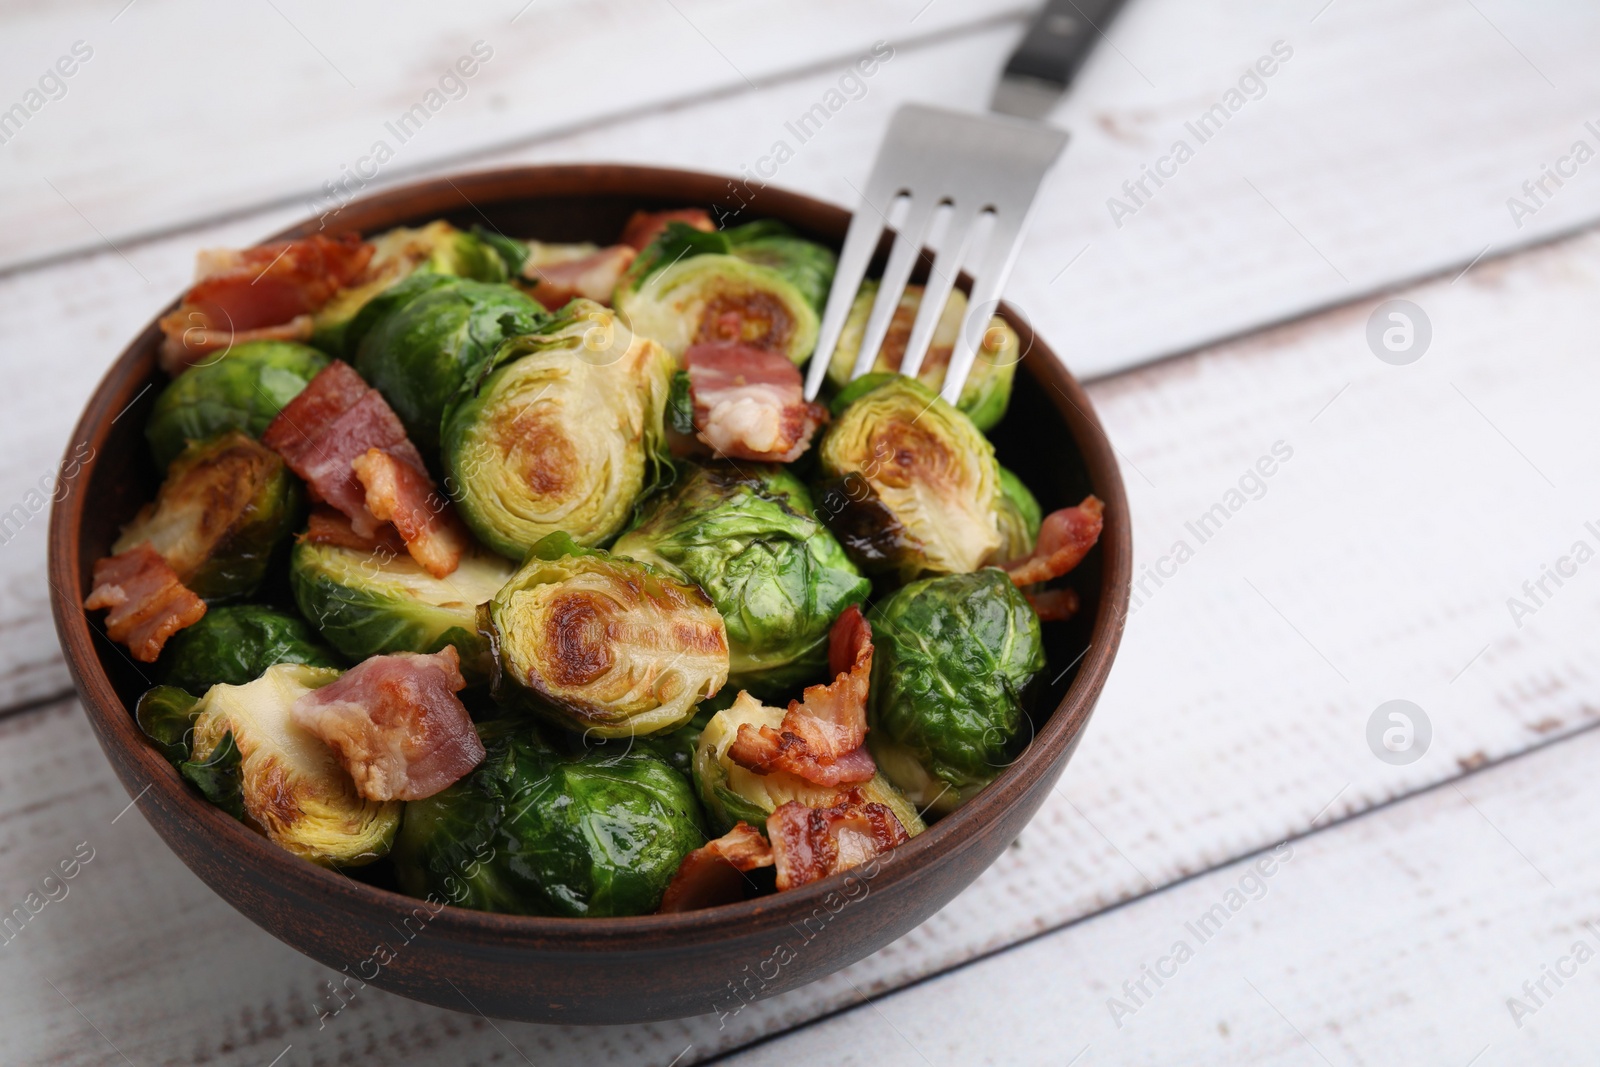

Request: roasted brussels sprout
left=353, top=277, right=545, bottom=456
left=188, top=663, right=402, bottom=865
left=393, top=721, right=706, bottom=916
left=289, top=539, right=513, bottom=682
left=311, top=221, right=518, bottom=354
left=824, top=282, right=1020, bottom=431
left=866, top=569, right=1045, bottom=816
left=614, top=221, right=835, bottom=363
left=693, top=691, right=926, bottom=836
left=161, top=604, right=342, bottom=694
left=816, top=375, right=1001, bottom=581
left=992, top=463, right=1043, bottom=565
left=136, top=684, right=201, bottom=764
left=484, top=533, right=729, bottom=738
left=145, top=341, right=328, bottom=469
left=614, top=463, right=869, bottom=697
left=440, top=299, right=674, bottom=556
left=115, top=433, right=301, bottom=601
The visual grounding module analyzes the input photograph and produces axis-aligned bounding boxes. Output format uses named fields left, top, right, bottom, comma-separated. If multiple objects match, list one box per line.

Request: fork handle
left=1003, top=0, right=1128, bottom=90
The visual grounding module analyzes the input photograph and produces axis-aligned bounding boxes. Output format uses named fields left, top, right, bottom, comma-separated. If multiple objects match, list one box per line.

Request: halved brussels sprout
left=393, top=721, right=706, bottom=916
left=289, top=539, right=513, bottom=682
left=188, top=663, right=401, bottom=865
left=312, top=221, right=517, bottom=355
left=353, top=277, right=545, bottom=456
left=115, top=432, right=300, bottom=600
left=867, top=569, right=1045, bottom=816
left=693, top=691, right=926, bottom=836
left=613, top=463, right=869, bottom=697
left=145, top=340, right=328, bottom=469
left=824, top=282, right=1020, bottom=431
left=440, top=299, right=673, bottom=557
left=992, top=463, right=1043, bottom=565
left=816, top=375, right=1001, bottom=581
left=161, top=604, right=342, bottom=694
left=614, top=221, right=834, bottom=363
left=483, top=533, right=729, bottom=738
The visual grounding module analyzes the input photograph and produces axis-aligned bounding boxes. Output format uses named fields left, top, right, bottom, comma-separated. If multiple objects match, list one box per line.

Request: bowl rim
left=47, top=163, right=1131, bottom=950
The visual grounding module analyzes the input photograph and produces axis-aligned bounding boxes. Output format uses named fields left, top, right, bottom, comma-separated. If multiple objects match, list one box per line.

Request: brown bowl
left=47, top=165, right=1130, bottom=1024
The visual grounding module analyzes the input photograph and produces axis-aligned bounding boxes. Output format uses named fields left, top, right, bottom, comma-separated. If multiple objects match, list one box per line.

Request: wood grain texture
left=720, top=723, right=1600, bottom=1066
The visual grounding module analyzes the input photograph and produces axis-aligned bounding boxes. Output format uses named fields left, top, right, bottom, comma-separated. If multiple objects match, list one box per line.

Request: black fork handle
left=1002, top=0, right=1129, bottom=91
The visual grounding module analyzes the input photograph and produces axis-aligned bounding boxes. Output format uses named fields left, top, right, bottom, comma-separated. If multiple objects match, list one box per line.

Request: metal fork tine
left=940, top=206, right=1029, bottom=406
left=805, top=104, right=1068, bottom=405
left=898, top=205, right=982, bottom=382
left=849, top=195, right=941, bottom=382
left=803, top=201, right=886, bottom=402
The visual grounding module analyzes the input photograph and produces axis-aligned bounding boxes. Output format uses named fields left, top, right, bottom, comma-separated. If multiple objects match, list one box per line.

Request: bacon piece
left=299, top=506, right=408, bottom=555
left=658, top=822, right=774, bottom=913
left=1005, top=496, right=1105, bottom=587
left=290, top=646, right=484, bottom=802
left=351, top=449, right=468, bottom=579
left=728, top=606, right=876, bottom=787
left=1025, top=587, right=1081, bottom=622
left=684, top=342, right=827, bottom=463
left=619, top=208, right=714, bottom=251
left=767, top=790, right=910, bottom=891
left=83, top=545, right=207, bottom=662
left=523, top=244, right=635, bottom=310
left=158, top=234, right=372, bottom=374
left=262, top=361, right=426, bottom=540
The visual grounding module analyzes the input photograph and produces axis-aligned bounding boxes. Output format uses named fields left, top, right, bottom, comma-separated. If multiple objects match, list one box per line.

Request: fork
left=799, top=106, right=1069, bottom=406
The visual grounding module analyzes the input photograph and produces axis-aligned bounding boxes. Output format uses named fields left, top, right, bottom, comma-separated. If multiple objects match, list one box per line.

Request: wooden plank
left=718, top=725, right=1600, bottom=1066
left=0, top=0, right=1027, bottom=272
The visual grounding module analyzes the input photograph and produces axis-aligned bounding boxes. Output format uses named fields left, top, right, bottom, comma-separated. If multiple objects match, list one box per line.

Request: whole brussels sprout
left=992, top=464, right=1043, bottom=565
left=614, top=221, right=835, bottom=363
left=354, top=277, right=545, bottom=456
left=289, top=539, right=513, bottom=683
left=484, top=533, right=729, bottom=738
left=115, top=432, right=301, bottom=601
left=866, top=569, right=1045, bottom=816
left=613, top=463, right=869, bottom=698
left=312, top=221, right=519, bottom=354
left=393, top=721, right=706, bottom=916
left=188, top=663, right=401, bottom=865
left=441, top=299, right=674, bottom=557
left=145, top=340, right=328, bottom=469
left=161, top=604, right=342, bottom=694
left=816, top=375, right=1001, bottom=582
left=824, top=282, right=1019, bottom=432
left=693, top=691, right=926, bottom=836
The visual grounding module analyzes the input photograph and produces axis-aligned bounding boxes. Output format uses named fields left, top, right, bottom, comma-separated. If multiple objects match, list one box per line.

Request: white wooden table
left=3, top=2, right=1599, bottom=1063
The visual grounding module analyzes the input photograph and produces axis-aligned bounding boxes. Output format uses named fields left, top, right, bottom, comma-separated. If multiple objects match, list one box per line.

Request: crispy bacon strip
left=658, top=822, right=774, bottom=913
left=83, top=544, right=207, bottom=662
left=261, top=360, right=426, bottom=540
left=767, top=791, right=910, bottom=891
left=290, top=647, right=484, bottom=802
left=158, top=234, right=372, bottom=374
left=684, top=342, right=827, bottom=464
left=1005, top=496, right=1105, bottom=587
left=619, top=208, right=715, bottom=251
left=728, top=606, right=876, bottom=787
left=299, top=506, right=408, bottom=555
left=351, top=449, right=468, bottom=579
left=523, top=244, right=635, bottom=309
left=1025, top=587, right=1081, bottom=623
